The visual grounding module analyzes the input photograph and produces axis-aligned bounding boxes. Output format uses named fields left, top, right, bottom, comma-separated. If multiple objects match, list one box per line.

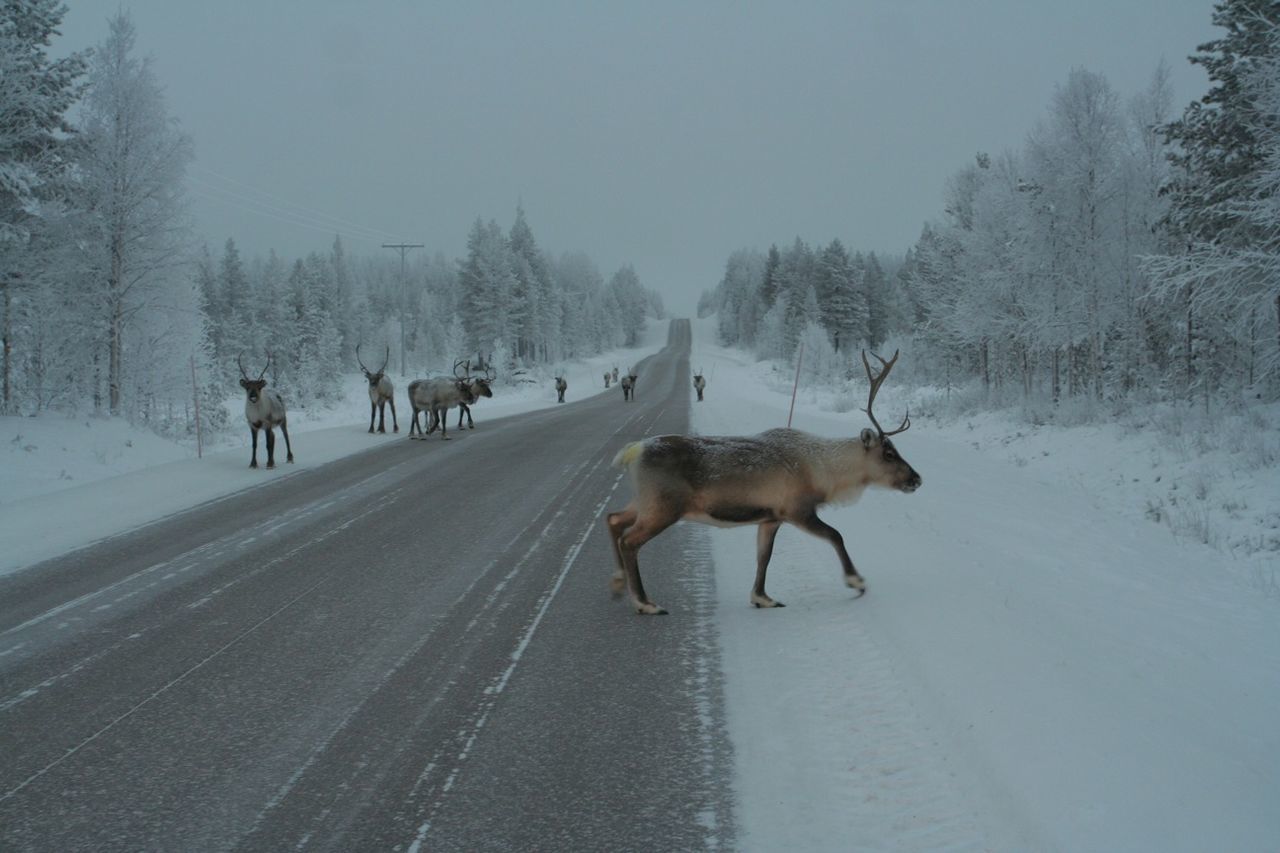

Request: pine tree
left=1162, top=0, right=1279, bottom=245
left=759, top=244, right=781, bottom=310
left=863, top=252, right=889, bottom=351
left=817, top=238, right=868, bottom=351
left=458, top=218, right=514, bottom=356
left=219, top=238, right=253, bottom=373
left=0, top=0, right=88, bottom=412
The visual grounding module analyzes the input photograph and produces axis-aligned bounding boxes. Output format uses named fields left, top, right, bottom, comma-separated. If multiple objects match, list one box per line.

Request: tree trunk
left=1051, top=347, right=1061, bottom=403
left=980, top=338, right=990, bottom=396
left=2, top=282, right=11, bottom=415
left=1185, top=289, right=1195, bottom=403
left=109, top=234, right=124, bottom=416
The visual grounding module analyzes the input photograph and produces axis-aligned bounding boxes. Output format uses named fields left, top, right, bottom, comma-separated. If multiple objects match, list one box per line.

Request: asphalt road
left=0, top=319, right=737, bottom=852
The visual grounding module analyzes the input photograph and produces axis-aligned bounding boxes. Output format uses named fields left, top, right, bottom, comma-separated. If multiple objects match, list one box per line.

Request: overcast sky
left=58, top=1, right=1216, bottom=314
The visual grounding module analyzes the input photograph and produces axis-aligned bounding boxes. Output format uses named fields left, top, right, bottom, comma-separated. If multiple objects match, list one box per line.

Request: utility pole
left=382, top=242, right=424, bottom=376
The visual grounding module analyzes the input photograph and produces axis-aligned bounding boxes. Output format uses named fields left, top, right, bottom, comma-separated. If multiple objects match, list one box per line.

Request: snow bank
left=689, top=316, right=1280, bottom=852
left=0, top=321, right=669, bottom=577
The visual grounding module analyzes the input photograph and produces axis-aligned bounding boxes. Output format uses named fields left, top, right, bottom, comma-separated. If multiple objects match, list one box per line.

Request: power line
left=190, top=164, right=410, bottom=242
left=186, top=177, right=406, bottom=246
left=187, top=186, right=395, bottom=248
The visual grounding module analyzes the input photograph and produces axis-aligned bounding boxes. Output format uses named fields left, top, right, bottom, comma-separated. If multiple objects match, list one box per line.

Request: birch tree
left=75, top=10, right=192, bottom=414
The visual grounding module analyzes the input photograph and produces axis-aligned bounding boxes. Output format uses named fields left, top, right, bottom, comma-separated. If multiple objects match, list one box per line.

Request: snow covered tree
left=458, top=217, right=515, bottom=357
left=609, top=264, right=648, bottom=346
left=1146, top=13, right=1280, bottom=397
left=816, top=238, right=867, bottom=352
left=74, top=10, right=193, bottom=414
left=1149, top=1, right=1280, bottom=398
left=0, top=0, right=87, bottom=412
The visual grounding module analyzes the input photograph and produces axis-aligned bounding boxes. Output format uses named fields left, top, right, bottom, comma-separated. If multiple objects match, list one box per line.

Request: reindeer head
left=238, top=352, right=270, bottom=403
left=861, top=350, right=922, bottom=494
left=358, top=344, right=390, bottom=388
left=470, top=377, right=494, bottom=399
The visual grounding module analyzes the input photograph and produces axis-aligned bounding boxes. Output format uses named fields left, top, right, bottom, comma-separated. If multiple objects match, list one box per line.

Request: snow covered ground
left=689, top=318, right=1280, bottom=852
left=0, top=322, right=668, bottom=577
left=4, top=316, right=1277, bottom=851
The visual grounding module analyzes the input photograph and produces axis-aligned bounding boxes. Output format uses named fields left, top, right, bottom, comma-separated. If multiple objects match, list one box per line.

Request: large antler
left=453, top=359, right=468, bottom=379
left=259, top=351, right=272, bottom=381
left=237, top=351, right=269, bottom=382
left=379, top=345, right=390, bottom=374
left=356, top=343, right=369, bottom=374
left=862, top=349, right=910, bottom=437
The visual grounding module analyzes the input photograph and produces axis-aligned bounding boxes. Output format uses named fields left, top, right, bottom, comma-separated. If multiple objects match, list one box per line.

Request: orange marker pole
left=786, top=341, right=804, bottom=428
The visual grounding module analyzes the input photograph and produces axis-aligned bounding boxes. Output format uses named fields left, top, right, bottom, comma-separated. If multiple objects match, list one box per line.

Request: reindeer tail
left=612, top=441, right=645, bottom=469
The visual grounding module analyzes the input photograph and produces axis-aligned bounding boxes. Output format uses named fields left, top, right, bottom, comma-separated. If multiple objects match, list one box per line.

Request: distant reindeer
left=603, top=371, right=612, bottom=388
left=621, top=369, right=637, bottom=402
left=357, top=343, right=397, bottom=433
left=238, top=352, right=294, bottom=469
left=555, top=375, right=568, bottom=403
left=605, top=350, right=921, bottom=614
left=693, top=369, right=706, bottom=402
left=455, top=360, right=495, bottom=430
left=612, top=366, right=619, bottom=384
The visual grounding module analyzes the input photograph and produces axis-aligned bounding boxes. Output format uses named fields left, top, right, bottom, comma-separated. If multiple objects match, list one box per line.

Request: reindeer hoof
left=394, top=427, right=399, bottom=433
left=266, top=462, right=275, bottom=470
left=751, top=595, right=785, bottom=608
left=635, top=602, right=668, bottom=615
left=845, top=575, right=867, bottom=594
left=287, top=456, right=294, bottom=464
left=249, top=462, right=257, bottom=469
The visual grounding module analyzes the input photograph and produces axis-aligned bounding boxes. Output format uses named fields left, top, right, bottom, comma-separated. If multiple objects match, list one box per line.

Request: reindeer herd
left=236, top=341, right=921, bottom=617
left=235, top=346, right=704, bottom=470
left=235, top=343, right=717, bottom=470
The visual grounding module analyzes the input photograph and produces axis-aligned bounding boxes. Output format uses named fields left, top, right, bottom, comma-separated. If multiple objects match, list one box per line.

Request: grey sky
left=59, top=1, right=1215, bottom=314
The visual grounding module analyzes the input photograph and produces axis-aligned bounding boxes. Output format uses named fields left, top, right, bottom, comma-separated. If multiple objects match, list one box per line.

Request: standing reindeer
left=408, top=361, right=493, bottom=440
left=612, top=366, right=619, bottom=384
left=603, top=371, right=612, bottom=388
left=605, top=350, right=921, bottom=614
left=238, top=352, right=294, bottom=469
left=455, top=360, right=494, bottom=430
left=693, top=369, right=706, bottom=402
left=357, top=344, right=397, bottom=433
left=620, top=369, right=637, bottom=401
left=555, top=375, right=568, bottom=403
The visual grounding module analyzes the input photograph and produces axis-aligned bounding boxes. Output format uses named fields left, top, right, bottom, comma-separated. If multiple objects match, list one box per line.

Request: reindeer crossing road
left=0, top=321, right=733, bottom=852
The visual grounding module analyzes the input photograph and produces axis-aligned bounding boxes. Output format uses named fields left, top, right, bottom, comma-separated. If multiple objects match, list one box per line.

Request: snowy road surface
left=0, top=320, right=737, bottom=851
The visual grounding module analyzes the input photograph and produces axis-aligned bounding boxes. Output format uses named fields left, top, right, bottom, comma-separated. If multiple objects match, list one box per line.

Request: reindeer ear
left=239, top=378, right=249, bottom=389
left=860, top=428, right=878, bottom=448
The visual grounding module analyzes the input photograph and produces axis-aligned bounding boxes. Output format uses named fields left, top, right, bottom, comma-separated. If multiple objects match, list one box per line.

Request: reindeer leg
left=281, top=421, right=294, bottom=464
left=249, top=425, right=259, bottom=469
left=377, top=401, right=386, bottom=433
left=605, top=507, right=638, bottom=598
left=794, top=511, right=865, bottom=596
left=390, top=398, right=398, bottom=432
left=752, top=520, right=785, bottom=608
left=265, top=427, right=276, bottom=469
left=369, top=401, right=377, bottom=433
left=615, top=509, right=680, bottom=615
